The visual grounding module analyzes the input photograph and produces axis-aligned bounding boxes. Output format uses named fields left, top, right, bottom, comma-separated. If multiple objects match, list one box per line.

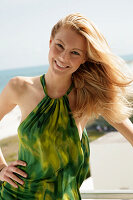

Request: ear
left=49, top=38, right=52, bottom=48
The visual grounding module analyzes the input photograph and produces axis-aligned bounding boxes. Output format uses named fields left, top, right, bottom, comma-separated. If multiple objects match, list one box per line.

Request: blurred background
left=0, top=0, right=133, bottom=91
left=0, top=0, right=133, bottom=195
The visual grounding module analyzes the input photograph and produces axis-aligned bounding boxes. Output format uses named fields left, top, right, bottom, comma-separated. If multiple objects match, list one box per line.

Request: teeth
left=56, top=61, right=67, bottom=68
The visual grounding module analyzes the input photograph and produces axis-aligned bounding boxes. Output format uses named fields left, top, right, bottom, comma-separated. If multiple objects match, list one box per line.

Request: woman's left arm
left=103, top=117, right=133, bottom=146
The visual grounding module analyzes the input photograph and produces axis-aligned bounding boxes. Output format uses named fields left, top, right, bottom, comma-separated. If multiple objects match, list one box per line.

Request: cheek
left=48, top=47, right=56, bottom=63
left=49, top=46, right=59, bottom=58
left=71, top=57, right=83, bottom=67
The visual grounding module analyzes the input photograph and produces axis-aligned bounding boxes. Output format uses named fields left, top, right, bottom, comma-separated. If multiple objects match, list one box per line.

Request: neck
left=45, top=69, right=72, bottom=97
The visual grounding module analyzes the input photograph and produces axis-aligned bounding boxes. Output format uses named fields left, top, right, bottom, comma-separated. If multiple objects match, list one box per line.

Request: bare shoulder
left=0, top=75, right=40, bottom=120
left=9, top=76, right=34, bottom=90
left=6, top=76, right=31, bottom=100
left=0, top=76, right=26, bottom=105
left=11, top=75, right=41, bottom=90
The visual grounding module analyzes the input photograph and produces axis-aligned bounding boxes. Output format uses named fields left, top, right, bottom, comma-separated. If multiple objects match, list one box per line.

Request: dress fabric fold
left=0, top=74, right=90, bottom=200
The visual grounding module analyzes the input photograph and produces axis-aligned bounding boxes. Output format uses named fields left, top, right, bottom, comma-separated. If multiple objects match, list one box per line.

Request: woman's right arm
left=0, top=77, right=19, bottom=121
left=0, top=77, right=27, bottom=188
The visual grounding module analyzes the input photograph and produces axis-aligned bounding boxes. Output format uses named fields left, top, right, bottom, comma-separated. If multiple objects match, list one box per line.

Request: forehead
left=54, top=27, right=87, bottom=51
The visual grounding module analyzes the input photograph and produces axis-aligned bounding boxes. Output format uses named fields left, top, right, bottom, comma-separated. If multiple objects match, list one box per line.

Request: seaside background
left=0, top=57, right=133, bottom=140
left=0, top=0, right=133, bottom=180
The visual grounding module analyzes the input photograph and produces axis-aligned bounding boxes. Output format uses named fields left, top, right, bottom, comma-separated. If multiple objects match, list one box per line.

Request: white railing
left=81, top=190, right=133, bottom=199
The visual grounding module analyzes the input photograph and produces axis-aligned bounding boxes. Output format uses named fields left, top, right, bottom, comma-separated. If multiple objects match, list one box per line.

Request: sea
left=0, top=65, right=49, bottom=93
left=0, top=57, right=133, bottom=140
left=0, top=54, right=133, bottom=93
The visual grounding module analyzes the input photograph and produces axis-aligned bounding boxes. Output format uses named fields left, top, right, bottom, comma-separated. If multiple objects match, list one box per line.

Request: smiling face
left=48, top=27, right=87, bottom=77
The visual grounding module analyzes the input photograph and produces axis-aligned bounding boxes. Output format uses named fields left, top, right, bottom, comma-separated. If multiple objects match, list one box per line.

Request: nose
left=58, top=50, right=69, bottom=63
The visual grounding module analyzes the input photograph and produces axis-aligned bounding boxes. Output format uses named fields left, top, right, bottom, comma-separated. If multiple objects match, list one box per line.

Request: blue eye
left=72, top=51, right=80, bottom=55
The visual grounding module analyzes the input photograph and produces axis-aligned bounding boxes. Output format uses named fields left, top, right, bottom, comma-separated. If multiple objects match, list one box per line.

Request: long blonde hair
left=51, top=13, right=133, bottom=123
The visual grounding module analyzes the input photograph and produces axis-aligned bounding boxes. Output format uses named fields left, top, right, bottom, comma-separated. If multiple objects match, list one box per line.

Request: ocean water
left=0, top=61, right=133, bottom=94
left=0, top=62, right=133, bottom=140
left=0, top=65, right=48, bottom=93
left=0, top=61, right=133, bottom=93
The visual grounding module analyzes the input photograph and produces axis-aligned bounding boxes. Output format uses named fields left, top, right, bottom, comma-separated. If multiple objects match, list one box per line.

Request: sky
left=0, top=0, right=133, bottom=70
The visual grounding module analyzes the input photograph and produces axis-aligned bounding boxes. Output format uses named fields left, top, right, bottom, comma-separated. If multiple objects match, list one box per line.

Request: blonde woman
left=0, top=13, right=133, bottom=199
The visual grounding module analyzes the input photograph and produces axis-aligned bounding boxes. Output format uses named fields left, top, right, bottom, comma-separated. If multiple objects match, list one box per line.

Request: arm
left=103, top=117, right=133, bottom=146
left=0, top=78, right=18, bottom=121
left=0, top=78, right=18, bottom=167
left=0, top=77, right=27, bottom=187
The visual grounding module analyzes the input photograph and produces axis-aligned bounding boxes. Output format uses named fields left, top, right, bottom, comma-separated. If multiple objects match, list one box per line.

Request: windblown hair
left=51, top=13, right=133, bottom=123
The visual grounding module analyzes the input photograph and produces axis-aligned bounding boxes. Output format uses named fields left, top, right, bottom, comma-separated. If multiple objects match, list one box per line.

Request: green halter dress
left=0, top=74, right=90, bottom=200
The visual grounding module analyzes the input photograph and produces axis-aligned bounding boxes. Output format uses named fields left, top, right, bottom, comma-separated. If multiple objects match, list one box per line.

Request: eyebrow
left=56, top=39, right=84, bottom=52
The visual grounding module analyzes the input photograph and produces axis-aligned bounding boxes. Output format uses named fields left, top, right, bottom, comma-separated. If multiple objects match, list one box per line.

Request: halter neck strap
left=41, top=74, right=74, bottom=98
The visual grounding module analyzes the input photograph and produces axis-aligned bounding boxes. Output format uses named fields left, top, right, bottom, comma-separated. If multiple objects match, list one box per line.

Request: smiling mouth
left=55, top=60, right=69, bottom=69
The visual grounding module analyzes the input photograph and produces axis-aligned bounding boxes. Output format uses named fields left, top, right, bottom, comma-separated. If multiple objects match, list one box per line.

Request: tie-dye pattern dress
left=0, top=74, right=90, bottom=200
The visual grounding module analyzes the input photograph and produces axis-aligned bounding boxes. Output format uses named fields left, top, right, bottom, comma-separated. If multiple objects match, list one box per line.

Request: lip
left=54, top=60, right=69, bottom=71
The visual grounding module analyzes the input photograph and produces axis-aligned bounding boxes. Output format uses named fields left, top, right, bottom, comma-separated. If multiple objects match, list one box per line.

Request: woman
left=0, top=13, right=133, bottom=199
